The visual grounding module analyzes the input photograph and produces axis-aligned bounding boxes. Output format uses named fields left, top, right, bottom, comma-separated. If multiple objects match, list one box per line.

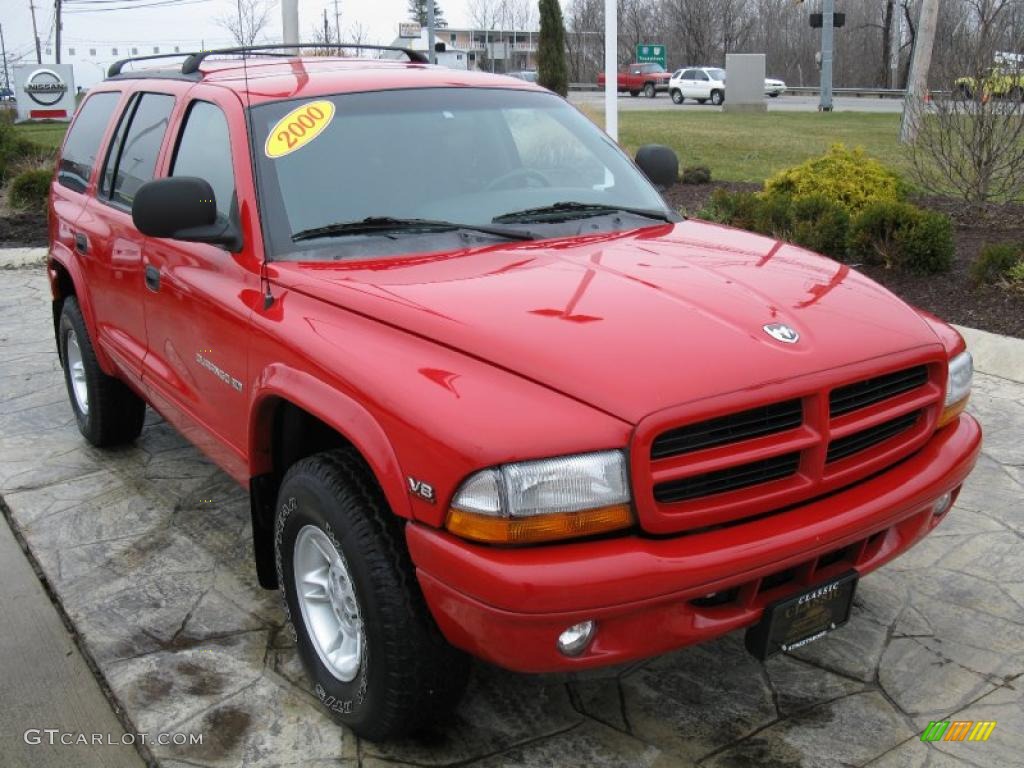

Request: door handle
left=74, top=232, right=88, bottom=253
left=144, top=265, right=161, bottom=292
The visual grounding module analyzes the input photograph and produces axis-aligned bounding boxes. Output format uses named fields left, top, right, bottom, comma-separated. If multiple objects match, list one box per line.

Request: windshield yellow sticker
left=265, top=100, right=335, bottom=159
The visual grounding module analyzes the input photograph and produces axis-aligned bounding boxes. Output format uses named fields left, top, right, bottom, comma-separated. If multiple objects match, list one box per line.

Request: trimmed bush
left=970, top=243, right=1023, bottom=286
left=681, top=165, right=712, bottom=185
left=764, top=144, right=906, bottom=215
left=790, top=194, right=850, bottom=259
left=849, top=200, right=954, bottom=274
left=8, top=168, right=53, bottom=210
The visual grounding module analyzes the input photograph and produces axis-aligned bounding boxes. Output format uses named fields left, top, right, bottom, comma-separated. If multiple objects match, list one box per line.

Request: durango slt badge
left=763, top=322, right=800, bottom=344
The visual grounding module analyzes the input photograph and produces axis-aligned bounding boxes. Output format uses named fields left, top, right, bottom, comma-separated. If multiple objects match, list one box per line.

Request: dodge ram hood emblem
left=763, top=323, right=800, bottom=344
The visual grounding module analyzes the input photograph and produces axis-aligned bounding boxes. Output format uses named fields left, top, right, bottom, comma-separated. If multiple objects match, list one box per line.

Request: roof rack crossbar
left=108, top=52, right=196, bottom=77
left=179, top=43, right=428, bottom=75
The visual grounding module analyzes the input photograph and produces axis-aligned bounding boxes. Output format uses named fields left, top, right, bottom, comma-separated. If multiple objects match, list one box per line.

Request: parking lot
left=568, top=91, right=906, bottom=113
left=1, top=262, right=1022, bottom=767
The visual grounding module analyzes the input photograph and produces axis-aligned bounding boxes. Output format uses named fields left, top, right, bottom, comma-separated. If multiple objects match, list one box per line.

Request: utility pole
left=29, top=0, right=43, bottom=63
left=55, top=0, right=62, bottom=63
left=890, top=6, right=901, bottom=89
left=333, top=0, right=341, bottom=46
left=0, top=24, right=9, bottom=91
left=604, top=0, right=617, bottom=140
left=323, top=8, right=330, bottom=44
left=427, top=0, right=436, bottom=64
left=282, top=0, right=299, bottom=52
left=901, top=0, right=940, bottom=142
left=819, top=0, right=834, bottom=111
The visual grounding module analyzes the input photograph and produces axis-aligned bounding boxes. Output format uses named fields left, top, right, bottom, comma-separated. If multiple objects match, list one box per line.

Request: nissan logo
left=24, top=68, right=68, bottom=106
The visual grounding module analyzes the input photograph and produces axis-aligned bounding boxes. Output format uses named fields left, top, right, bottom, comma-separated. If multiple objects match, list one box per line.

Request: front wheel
left=670, top=89, right=684, bottom=104
left=275, top=449, right=469, bottom=740
left=711, top=89, right=725, bottom=105
left=643, top=82, right=656, bottom=98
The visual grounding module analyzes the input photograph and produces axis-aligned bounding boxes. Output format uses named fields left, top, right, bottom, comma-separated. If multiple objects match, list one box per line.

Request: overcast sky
left=3, top=0, right=481, bottom=83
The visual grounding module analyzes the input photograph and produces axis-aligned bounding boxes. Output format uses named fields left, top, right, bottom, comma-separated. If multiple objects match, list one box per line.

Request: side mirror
left=635, top=144, right=679, bottom=190
left=132, top=177, right=242, bottom=252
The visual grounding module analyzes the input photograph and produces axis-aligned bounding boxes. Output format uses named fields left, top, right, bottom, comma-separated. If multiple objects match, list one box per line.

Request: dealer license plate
left=744, top=570, right=858, bottom=660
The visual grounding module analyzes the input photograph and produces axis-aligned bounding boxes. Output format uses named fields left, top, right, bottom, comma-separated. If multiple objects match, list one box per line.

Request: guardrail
left=567, top=83, right=912, bottom=97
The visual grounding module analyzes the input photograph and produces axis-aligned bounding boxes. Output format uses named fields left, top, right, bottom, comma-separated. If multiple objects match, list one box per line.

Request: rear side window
left=104, top=93, right=175, bottom=208
left=171, top=101, right=235, bottom=218
left=58, top=91, right=120, bottom=192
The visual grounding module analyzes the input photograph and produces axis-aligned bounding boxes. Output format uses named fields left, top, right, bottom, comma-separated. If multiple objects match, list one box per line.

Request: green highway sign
left=636, top=44, right=666, bottom=69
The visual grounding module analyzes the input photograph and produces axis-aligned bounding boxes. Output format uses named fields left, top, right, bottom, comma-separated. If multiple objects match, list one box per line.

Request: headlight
left=938, top=350, right=972, bottom=427
left=446, top=450, right=633, bottom=545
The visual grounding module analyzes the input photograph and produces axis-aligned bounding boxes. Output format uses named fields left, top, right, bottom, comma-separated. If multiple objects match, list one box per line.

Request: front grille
left=830, top=365, right=928, bottom=417
left=653, top=452, right=800, bottom=503
left=826, top=411, right=920, bottom=463
left=651, top=399, right=803, bottom=460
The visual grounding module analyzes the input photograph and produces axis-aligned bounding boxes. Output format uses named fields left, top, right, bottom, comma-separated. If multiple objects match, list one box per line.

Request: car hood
left=270, top=220, right=942, bottom=424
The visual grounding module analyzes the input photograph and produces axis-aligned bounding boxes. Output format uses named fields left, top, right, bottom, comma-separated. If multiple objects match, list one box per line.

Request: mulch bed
left=2, top=183, right=1022, bottom=337
left=664, top=181, right=1024, bottom=339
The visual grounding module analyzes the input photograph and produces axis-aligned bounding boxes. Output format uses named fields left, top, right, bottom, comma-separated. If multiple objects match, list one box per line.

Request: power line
left=64, top=0, right=214, bottom=12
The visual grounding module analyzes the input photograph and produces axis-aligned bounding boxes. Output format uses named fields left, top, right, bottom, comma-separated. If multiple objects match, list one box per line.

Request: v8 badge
left=407, top=476, right=436, bottom=503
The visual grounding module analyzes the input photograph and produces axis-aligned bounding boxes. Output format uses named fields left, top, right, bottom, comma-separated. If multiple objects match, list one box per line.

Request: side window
left=696, top=71, right=709, bottom=81
left=106, top=93, right=175, bottom=208
left=57, top=91, right=121, bottom=193
left=100, top=94, right=137, bottom=198
left=170, top=101, right=236, bottom=219
left=681, top=70, right=695, bottom=79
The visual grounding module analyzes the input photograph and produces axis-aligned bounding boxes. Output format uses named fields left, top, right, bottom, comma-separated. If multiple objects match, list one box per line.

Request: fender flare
left=48, top=251, right=117, bottom=374
left=248, top=363, right=412, bottom=521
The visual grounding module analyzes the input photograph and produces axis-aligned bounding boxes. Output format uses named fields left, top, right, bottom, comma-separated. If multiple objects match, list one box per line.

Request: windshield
left=251, top=87, right=671, bottom=260
left=638, top=64, right=666, bottom=74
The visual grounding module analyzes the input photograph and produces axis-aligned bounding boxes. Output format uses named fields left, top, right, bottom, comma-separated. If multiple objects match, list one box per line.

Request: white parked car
left=765, top=77, right=787, bottom=97
left=669, top=67, right=727, bottom=105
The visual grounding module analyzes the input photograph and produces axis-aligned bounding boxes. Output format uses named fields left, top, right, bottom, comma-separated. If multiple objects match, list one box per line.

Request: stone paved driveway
left=1, top=267, right=1022, bottom=768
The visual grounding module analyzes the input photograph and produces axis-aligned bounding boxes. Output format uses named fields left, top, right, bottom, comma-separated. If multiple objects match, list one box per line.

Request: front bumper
left=407, top=415, right=981, bottom=673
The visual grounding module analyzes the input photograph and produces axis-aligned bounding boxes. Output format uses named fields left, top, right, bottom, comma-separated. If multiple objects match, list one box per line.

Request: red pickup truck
left=48, top=45, right=980, bottom=741
left=597, top=62, right=673, bottom=97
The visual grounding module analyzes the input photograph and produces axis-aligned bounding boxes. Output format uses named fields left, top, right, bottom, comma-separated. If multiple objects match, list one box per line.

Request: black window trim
left=96, top=89, right=176, bottom=213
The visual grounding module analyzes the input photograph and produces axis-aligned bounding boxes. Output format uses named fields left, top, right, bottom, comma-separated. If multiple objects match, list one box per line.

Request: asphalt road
left=568, top=91, right=906, bottom=113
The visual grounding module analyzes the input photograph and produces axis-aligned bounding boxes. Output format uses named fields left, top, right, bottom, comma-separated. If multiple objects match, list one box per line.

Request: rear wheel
left=59, top=297, right=145, bottom=447
left=670, top=89, right=684, bottom=104
left=643, top=82, right=656, bottom=98
left=275, top=449, right=469, bottom=740
left=711, top=89, right=725, bottom=106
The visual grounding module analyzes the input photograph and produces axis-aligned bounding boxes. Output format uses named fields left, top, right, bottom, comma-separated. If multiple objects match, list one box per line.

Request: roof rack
left=107, top=43, right=429, bottom=79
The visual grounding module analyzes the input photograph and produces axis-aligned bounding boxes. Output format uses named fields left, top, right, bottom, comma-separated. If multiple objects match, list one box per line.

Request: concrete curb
left=955, top=325, right=1024, bottom=385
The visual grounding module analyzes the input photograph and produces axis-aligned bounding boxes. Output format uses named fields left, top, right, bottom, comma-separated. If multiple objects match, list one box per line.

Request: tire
left=711, top=89, right=724, bottom=106
left=643, top=82, right=656, bottom=98
left=629, top=90, right=640, bottom=97
left=275, top=449, right=469, bottom=740
left=697, top=98, right=708, bottom=104
left=769, top=92, right=780, bottom=98
left=58, top=297, right=145, bottom=447
left=670, top=89, right=684, bottom=104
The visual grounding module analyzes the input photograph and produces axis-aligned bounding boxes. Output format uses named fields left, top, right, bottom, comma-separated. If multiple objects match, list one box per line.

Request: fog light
left=932, top=491, right=954, bottom=517
left=557, top=620, right=596, bottom=657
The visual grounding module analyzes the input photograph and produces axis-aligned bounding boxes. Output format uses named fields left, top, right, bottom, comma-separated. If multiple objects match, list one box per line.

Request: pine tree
left=537, top=0, right=568, bottom=96
left=408, top=0, right=444, bottom=26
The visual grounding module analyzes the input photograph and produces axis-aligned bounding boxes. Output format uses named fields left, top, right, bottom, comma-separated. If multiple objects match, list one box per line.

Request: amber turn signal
left=446, top=504, right=634, bottom=545
left=937, top=395, right=969, bottom=428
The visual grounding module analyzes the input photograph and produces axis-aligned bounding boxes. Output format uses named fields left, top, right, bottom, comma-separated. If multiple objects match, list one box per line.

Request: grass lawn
left=579, top=108, right=906, bottom=184
left=13, top=122, right=68, bottom=150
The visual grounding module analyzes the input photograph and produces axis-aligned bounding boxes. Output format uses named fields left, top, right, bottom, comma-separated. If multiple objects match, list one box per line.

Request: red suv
left=47, top=45, right=981, bottom=740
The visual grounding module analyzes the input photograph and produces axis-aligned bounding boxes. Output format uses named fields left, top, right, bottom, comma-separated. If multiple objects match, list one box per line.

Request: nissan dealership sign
left=14, top=64, right=76, bottom=122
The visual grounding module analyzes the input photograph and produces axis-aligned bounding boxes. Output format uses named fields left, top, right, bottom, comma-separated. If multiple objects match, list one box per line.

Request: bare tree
left=907, top=0, right=1024, bottom=202
left=217, top=0, right=275, bottom=48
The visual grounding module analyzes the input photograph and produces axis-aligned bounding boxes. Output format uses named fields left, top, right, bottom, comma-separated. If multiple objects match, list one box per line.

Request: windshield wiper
left=292, top=216, right=535, bottom=243
left=493, top=202, right=674, bottom=224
